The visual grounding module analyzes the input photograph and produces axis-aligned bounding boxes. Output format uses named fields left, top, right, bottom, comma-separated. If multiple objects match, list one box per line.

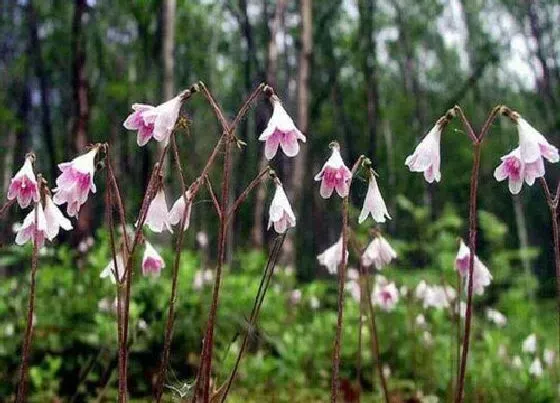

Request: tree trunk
left=358, top=0, right=380, bottom=161
left=252, top=0, right=285, bottom=247
left=27, top=0, right=56, bottom=181
left=71, top=0, right=91, bottom=241
left=285, top=0, right=312, bottom=263
left=162, top=0, right=175, bottom=101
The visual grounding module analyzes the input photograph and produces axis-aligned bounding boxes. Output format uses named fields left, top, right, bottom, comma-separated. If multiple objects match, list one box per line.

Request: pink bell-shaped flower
left=314, top=143, right=352, bottom=199
left=361, top=236, right=397, bottom=270
left=268, top=183, right=296, bottom=233
left=142, top=241, right=165, bottom=277
left=15, top=202, right=47, bottom=248
left=43, top=194, right=72, bottom=241
left=359, top=175, right=390, bottom=223
left=52, top=148, right=98, bottom=217
left=259, top=98, right=306, bottom=160
left=123, top=93, right=184, bottom=146
left=168, top=191, right=192, bottom=232
left=144, top=189, right=173, bottom=233
left=7, top=154, right=39, bottom=209
left=455, top=240, right=492, bottom=295
left=494, top=147, right=548, bottom=194
left=317, top=236, right=349, bottom=275
left=372, top=275, right=399, bottom=312
left=517, top=117, right=559, bottom=167
left=405, top=124, right=442, bottom=183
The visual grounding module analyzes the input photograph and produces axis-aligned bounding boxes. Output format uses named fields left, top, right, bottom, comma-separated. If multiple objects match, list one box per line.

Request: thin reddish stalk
left=154, top=135, right=192, bottom=401
left=15, top=200, right=40, bottom=402
left=356, top=264, right=364, bottom=401
left=205, top=176, right=222, bottom=219
left=0, top=199, right=15, bottom=220
left=454, top=106, right=500, bottom=403
left=539, top=178, right=560, bottom=362
left=219, top=233, right=286, bottom=402
left=330, top=156, right=364, bottom=402
left=360, top=262, right=390, bottom=403
left=454, top=142, right=481, bottom=403
left=225, top=166, right=270, bottom=225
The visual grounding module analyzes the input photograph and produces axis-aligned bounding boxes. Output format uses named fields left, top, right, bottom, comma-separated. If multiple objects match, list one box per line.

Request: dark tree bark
left=27, top=1, right=56, bottom=181
left=71, top=0, right=92, bottom=241
left=358, top=0, right=380, bottom=162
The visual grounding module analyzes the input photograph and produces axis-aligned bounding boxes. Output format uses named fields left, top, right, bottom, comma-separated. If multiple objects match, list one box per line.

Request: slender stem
left=356, top=264, right=364, bottom=401
left=205, top=175, right=222, bottom=219
left=225, top=165, right=270, bottom=225
left=455, top=142, right=481, bottom=403
left=361, top=266, right=390, bottom=403
left=106, top=157, right=130, bottom=253
left=0, top=198, right=15, bottom=220
left=330, top=195, right=349, bottom=403
left=452, top=106, right=477, bottom=143
left=105, top=164, right=127, bottom=402
left=455, top=271, right=462, bottom=384
left=15, top=201, right=40, bottom=403
left=219, top=233, right=286, bottom=402
left=539, top=178, right=560, bottom=365
left=153, top=135, right=191, bottom=401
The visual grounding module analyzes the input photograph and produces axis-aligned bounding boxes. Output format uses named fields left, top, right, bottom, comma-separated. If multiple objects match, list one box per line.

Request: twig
left=218, top=233, right=286, bottom=402
left=154, top=134, right=191, bottom=401
left=205, top=175, right=222, bottom=219
left=225, top=165, right=270, bottom=225
left=0, top=199, right=15, bottom=220
left=15, top=198, right=41, bottom=402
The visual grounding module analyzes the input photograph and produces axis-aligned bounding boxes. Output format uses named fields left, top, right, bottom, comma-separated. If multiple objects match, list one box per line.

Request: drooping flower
left=168, top=191, right=192, bottom=232
left=455, top=240, right=492, bottom=295
left=529, top=358, right=543, bottom=378
left=15, top=203, right=47, bottom=248
left=100, top=249, right=126, bottom=284
left=361, top=236, right=397, bottom=270
left=359, top=175, right=391, bottom=223
left=53, top=148, right=98, bottom=217
left=486, top=308, right=507, bottom=327
left=544, top=348, right=556, bottom=367
left=317, top=236, right=348, bottom=275
left=314, top=143, right=352, bottom=199
left=259, top=98, right=306, bottom=159
left=517, top=117, right=559, bottom=167
left=123, top=93, right=184, bottom=146
left=345, top=279, right=361, bottom=302
left=372, top=275, right=399, bottom=312
left=522, top=334, right=537, bottom=354
left=415, top=280, right=428, bottom=300
left=142, top=241, right=165, bottom=277
left=193, top=269, right=214, bottom=290
left=43, top=194, right=72, bottom=241
left=143, top=189, right=172, bottom=233
left=7, top=154, right=39, bottom=209
left=494, top=147, right=548, bottom=194
left=268, top=183, right=296, bottom=233
left=405, top=124, right=442, bottom=183
left=422, top=285, right=454, bottom=310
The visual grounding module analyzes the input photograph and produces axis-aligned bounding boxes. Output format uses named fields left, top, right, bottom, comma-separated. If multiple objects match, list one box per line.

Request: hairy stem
left=15, top=202, right=40, bottom=402
left=455, top=142, right=481, bottom=403
left=154, top=135, right=191, bottom=401
left=539, top=178, right=560, bottom=365
left=219, top=233, right=286, bottom=402
left=330, top=196, right=349, bottom=403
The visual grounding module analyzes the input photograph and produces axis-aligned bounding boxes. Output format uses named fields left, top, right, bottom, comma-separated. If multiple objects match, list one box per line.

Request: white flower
left=43, top=194, right=72, bottom=241
left=544, top=348, right=556, bottom=367
left=422, top=285, right=452, bottom=310
left=290, top=289, right=302, bottom=305
left=522, top=334, right=537, bottom=354
left=415, top=314, right=426, bottom=327
left=268, top=183, right=296, bottom=233
left=168, top=191, right=192, bottom=231
left=100, top=250, right=126, bottom=284
left=310, top=296, right=320, bottom=309
left=361, top=236, right=397, bottom=269
left=486, top=308, right=507, bottom=327
left=517, top=117, right=559, bottom=165
left=405, top=124, right=442, bottom=183
left=529, top=358, right=543, bottom=377
left=7, top=155, right=39, bottom=209
left=314, top=144, right=352, bottom=199
left=512, top=355, right=523, bottom=369
left=455, top=240, right=492, bottom=295
left=15, top=203, right=47, bottom=248
left=317, top=236, right=348, bottom=275
left=358, top=175, right=391, bottom=223
left=143, top=189, right=173, bottom=233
